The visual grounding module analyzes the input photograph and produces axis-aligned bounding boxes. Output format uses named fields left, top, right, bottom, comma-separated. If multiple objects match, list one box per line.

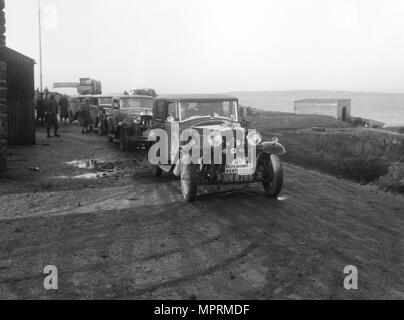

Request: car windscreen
left=120, top=98, right=153, bottom=109
left=98, top=97, right=113, bottom=105
left=179, top=100, right=238, bottom=122
left=71, top=98, right=86, bottom=103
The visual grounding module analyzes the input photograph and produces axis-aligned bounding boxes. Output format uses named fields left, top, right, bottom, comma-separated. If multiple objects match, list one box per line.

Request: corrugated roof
left=0, top=46, right=36, bottom=63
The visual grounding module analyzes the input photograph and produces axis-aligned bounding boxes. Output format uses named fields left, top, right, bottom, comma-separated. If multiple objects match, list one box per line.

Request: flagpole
left=38, top=0, right=43, bottom=92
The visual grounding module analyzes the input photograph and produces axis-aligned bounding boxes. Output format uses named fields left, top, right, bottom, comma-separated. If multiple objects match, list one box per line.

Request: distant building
left=294, top=98, right=351, bottom=122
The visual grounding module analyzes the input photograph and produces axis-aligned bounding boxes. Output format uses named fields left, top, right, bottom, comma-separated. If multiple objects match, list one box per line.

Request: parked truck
left=77, top=78, right=102, bottom=95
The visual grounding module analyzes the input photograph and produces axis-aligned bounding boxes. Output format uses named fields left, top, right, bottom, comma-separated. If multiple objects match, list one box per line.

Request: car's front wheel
left=151, top=165, right=163, bottom=177
left=180, top=162, right=198, bottom=202
left=262, top=154, right=283, bottom=198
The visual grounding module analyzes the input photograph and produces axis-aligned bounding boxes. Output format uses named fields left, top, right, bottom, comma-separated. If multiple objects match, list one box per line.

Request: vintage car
left=107, top=95, right=154, bottom=151
left=92, top=95, right=113, bottom=136
left=149, top=94, right=286, bottom=201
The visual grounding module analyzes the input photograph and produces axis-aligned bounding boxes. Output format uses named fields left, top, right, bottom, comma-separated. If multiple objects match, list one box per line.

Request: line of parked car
left=68, top=94, right=153, bottom=150
left=68, top=93, right=286, bottom=201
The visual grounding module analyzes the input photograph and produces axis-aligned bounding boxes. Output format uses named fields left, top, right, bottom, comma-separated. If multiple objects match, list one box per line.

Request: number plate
left=220, top=174, right=255, bottom=182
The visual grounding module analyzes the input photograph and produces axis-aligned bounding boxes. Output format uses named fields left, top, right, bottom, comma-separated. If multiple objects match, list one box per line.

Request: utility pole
left=38, top=0, right=43, bottom=92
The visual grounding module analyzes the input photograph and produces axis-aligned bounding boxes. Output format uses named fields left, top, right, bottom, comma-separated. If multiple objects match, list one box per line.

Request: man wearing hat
left=44, top=92, right=60, bottom=138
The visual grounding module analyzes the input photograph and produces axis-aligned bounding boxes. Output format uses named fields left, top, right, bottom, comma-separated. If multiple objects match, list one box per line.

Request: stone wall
left=0, top=0, right=6, bottom=175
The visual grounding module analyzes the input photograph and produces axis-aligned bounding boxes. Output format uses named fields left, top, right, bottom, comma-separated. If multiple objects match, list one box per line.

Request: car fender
left=256, top=141, right=286, bottom=156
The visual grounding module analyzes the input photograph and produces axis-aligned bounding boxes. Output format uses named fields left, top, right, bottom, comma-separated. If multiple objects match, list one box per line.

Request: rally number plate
left=225, top=164, right=255, bottom=176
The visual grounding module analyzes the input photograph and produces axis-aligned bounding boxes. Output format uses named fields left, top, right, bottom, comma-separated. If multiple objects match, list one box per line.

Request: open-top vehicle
left=149, top=94, right=286, bottom=201
left=107, top=95, right=154, bottom=151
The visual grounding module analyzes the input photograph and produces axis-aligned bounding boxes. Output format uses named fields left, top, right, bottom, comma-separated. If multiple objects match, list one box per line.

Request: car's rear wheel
left=262, top=154, right=283, bottom=198
left=181, top=162, right=198, bottom=202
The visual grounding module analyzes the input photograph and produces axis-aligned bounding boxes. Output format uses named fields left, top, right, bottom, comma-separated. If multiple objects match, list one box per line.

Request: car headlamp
left=247, top=131, right=262, bottom=146
left=133, top=116, right=141, bottom=124
left=208, top=132, right=222, bottom=147
left=148, top=130, right=157, bottom=140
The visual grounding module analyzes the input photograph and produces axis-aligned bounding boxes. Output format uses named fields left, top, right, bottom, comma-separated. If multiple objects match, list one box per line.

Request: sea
left=230, top=91, right=404, bottom=127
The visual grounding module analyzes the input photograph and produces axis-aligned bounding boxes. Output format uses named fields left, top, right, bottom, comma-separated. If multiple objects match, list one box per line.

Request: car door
left=164, top=101, right=179, bottom=164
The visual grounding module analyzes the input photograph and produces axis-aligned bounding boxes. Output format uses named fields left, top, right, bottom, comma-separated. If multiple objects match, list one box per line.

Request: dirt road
left=0, top=125, right=403, bottom=299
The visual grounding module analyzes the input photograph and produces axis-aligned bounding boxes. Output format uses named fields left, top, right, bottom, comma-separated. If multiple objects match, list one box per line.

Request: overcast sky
left=5, top=0, right=404, bottom=94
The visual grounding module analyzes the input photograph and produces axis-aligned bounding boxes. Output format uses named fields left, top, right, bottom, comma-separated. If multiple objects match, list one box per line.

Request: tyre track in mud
left=138, top=165, right=404, bottom=299
left=1, top=163, right=403, bottom=299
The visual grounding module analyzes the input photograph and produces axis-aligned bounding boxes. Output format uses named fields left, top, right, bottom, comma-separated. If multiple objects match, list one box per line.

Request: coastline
left=230, top=90, right=404, bottom=127
left=249, top=108, right=404, bottom=194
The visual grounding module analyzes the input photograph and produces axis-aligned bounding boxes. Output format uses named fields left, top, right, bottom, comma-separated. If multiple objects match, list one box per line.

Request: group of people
left=79, top=97, right=94, bottom=134
left=35, top=89, right=70, bottom=138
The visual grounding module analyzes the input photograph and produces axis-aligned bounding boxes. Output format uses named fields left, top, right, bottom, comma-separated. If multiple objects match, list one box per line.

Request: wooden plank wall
left=2, top=48, right=35, bottom=145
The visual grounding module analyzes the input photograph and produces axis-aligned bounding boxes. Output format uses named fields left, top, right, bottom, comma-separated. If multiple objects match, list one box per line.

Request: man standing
left=44, top=92, right=60, bottom=138
left=80, top=98, right=90, bottom=134
left=58, top=94, right=70, bottom=126
left=246, top=107, right=253, bottom=118
left=35, top=93, right=45, bottom=127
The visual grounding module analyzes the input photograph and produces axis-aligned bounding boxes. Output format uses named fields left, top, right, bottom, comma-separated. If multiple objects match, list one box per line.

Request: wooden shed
left=0, top=47, right=36, bottom=145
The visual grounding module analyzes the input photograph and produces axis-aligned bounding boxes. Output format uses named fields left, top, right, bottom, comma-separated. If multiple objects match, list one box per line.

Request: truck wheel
left=151, top=165, right=163, bottom=177
left=180, top=162, right=198, bottom=202
left=263, top=154, right=283, bottom=198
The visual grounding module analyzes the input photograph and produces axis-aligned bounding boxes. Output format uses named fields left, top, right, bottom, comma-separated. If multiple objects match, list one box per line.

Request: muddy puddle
left=60, top=159, right=142, bottom=179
